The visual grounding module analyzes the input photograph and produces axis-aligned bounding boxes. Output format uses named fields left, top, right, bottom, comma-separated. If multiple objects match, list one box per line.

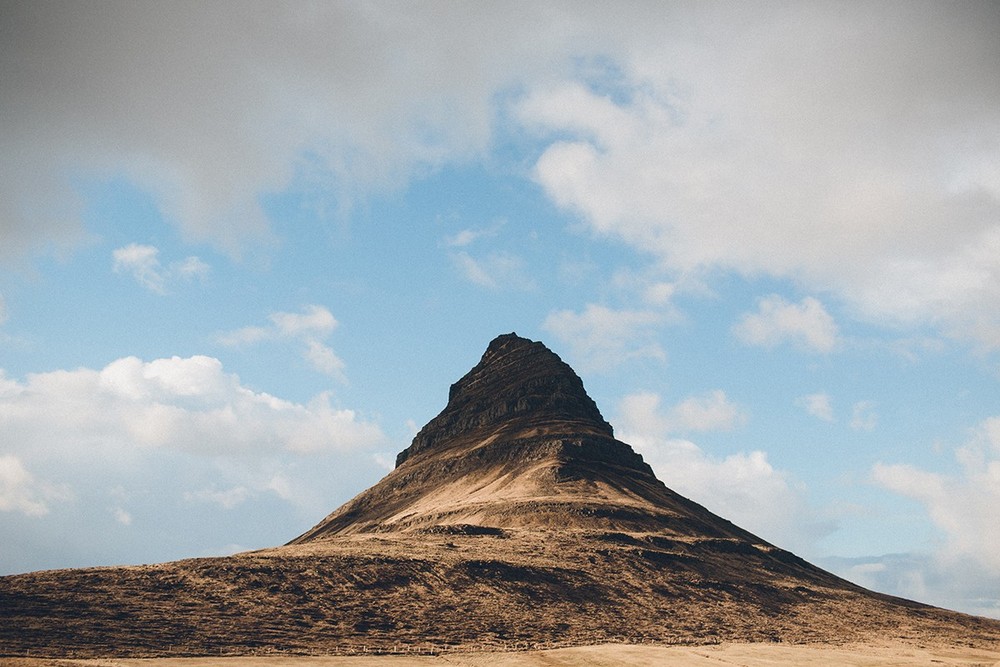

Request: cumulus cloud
left=615, top=392, right=832, bottom=553
left=112, top=243, right=209, bottom=294
left=542, top=303, right=666, bottom=371
left=798, top=393, right=835, bottom=422
left=0, top=357, right=387, bottom=572
left=0, top=455, right=62, bottom=517
left=517, top=3, right=1000, bottom=348
left=0, top=355, right=384, bottom=459
left=218, top=305, right=345, bottom=380
left=733, top=295, right=839, bottom=353
left=873, top=416, right=1000, bottom=574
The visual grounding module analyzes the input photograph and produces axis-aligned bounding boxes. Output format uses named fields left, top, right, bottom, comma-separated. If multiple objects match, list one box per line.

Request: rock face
left=2, top=333, right=999, bottom=658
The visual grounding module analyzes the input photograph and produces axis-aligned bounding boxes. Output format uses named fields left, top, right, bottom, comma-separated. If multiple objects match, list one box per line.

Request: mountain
left=291, top=332, right=757, bottom=541
left=1, top=333, right=998, bottom=658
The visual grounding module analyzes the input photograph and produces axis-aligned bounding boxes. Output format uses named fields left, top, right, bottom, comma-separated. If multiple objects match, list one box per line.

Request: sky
left=1, top=1, right=998, bottom=619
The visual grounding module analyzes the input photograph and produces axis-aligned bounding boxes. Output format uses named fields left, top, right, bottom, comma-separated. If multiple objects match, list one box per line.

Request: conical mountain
left=292, top=332, right=756, bottom=541
left=2, top=333, right=999, bottom=658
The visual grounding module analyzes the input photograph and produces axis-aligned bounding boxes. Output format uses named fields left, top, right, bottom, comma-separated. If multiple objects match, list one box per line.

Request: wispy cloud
left=850, top=401, right=878, bottom=431
left=442, top=219, right=505, bottom=248
left=451, top=251, right=535, bottom=291
left=797, top=393, right=835, bottom=422
left=112, top=243, right=209, bottom=294
left=733, top=295, right=839, bottom=353
left=217, top=305, right=345, bottom=381
left=542, top=304, right=665, bottom=372
left=622, top=391, right=747, bottom=434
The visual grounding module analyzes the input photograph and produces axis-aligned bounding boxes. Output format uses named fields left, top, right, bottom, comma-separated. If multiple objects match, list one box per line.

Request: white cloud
left=626, top=390, right=746, bottom=434
left=303, top=340, right=346, bottom=382
left=873, top=416, right=1000, bottom=574
left=798, top=393, right=835, bottom=422
left=822, top=553, right=1000, bottom=620
left=112, top=243, right=209, bottom=294
left=542, top=304, right=665, bottom=371
left=0, top=455, right=58, bottom=516
left=1, top=3, right=605, bottom=261
left=269, top=304, right=337, bottom=338
left=113, top=244, right=165, bottom=293
left=184, top=486, right=252, bottom=510
left=7, top=3, right=996, bottom=348
left=0, top=355, right=384, bottom=459
left=443, top=220, right=504, bottom=248
left=850, top=401, right=878, bottom=431
left=516, top=4, right=1000, bottom=347
left=218, top=305, right=345, bottom=379
left=733, top=295, right=839, bottom=353
left=112, top=507, right=133, bottom=526
left=451, top=251, right=534, bottom=291
left=615, top=392, right=832, bottom=553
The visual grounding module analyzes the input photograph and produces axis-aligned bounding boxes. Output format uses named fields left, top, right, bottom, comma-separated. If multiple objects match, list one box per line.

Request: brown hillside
left=1, top=333, right=998, bottom=658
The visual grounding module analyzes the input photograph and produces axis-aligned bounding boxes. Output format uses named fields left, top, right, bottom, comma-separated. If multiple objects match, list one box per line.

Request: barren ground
left=3, top=641, right=1000, bottom=667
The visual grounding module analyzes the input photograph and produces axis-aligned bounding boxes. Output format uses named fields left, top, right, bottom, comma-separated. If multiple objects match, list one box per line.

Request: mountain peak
left=291, top=333, right=754, bottom=540
left=396, top=332, right=612, bottom=466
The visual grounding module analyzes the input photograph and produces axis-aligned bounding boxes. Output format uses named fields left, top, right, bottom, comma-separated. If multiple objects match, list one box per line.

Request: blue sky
left=1, top=1, right=998, bottom=618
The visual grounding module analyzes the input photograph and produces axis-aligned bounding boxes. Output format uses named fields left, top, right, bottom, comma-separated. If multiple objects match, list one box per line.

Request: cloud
left=0, top=355, right=384, bottom=459
left=0, top=357, right=387, bottom=572
left=821, top=553, right=1000, bottom=620
left=733, top=295, right=839, bottom=353
left=451, top=251, right=534, bottom=291
left=0, top=455, right=60, bottom=517
left=0, top=3, right=603, bottom=262
left=873, top=416, right=1000, bottom=574
left=442, top=220, right=505, bottom=248
left=850, top=400, right=878, bottom=431
left=218, top=305, right=345, bottom=380
left=615, top=392, right=832, bottom=553
left=8, top=4, right=996, bottom=348
left=183, top=486, right=252, bottom=510
left=542, top=303, right=666, bottom=371
left=112, top=243, right=209, bottom=294
left=517, top=3, right=1000, bottom=347
left=112, top=507, right=133, bottom=526
left=797, top=393, right=835, bottom=422
left=624, top=391, right=746, bottom=434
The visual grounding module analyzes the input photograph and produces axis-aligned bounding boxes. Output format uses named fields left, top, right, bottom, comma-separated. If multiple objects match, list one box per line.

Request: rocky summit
left=2, top=334, right=999, bottom=658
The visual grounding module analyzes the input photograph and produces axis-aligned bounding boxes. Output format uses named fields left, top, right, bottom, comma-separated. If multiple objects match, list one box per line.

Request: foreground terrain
left=3, top=641, right=1000, bottom=666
